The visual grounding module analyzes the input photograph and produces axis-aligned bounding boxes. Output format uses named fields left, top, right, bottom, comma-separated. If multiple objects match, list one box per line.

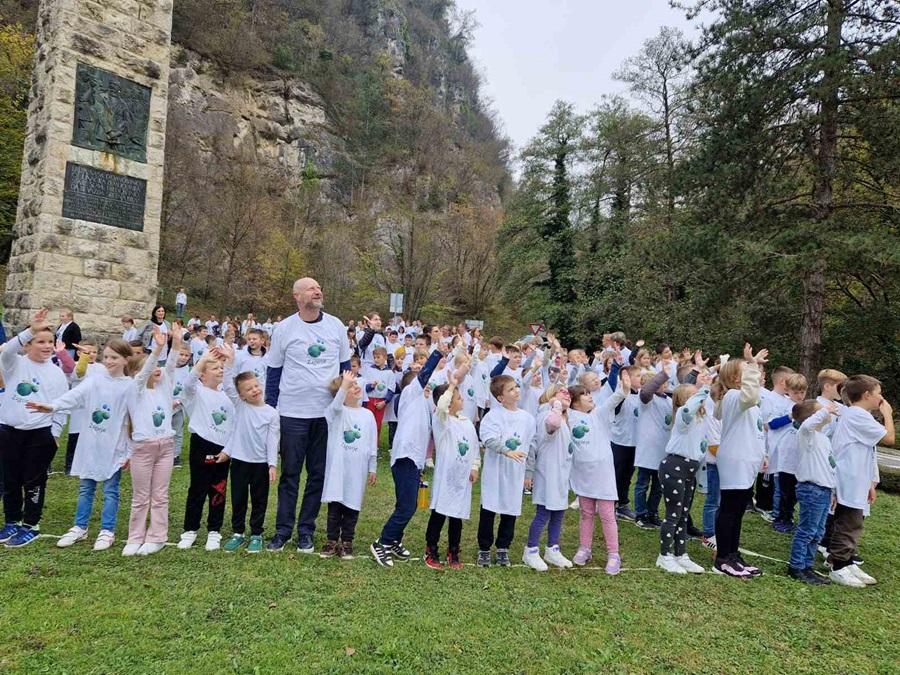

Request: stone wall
left=3, top=0, right=173, bottom=335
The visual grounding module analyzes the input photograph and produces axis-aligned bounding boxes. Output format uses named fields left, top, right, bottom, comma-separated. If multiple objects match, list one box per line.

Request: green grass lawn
left=1, top=436, right=898, bottom=674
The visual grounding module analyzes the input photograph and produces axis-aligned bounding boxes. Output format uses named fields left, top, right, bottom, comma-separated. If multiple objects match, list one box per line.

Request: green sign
left=72, top=63, right=151, bottom=163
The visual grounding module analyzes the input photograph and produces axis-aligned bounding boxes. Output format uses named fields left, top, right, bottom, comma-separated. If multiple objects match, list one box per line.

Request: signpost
left=465, top=319, right=484, bottom=330
left=530, top=321, right=546, bottom=337
left=389, top=293, right=404, bottom=315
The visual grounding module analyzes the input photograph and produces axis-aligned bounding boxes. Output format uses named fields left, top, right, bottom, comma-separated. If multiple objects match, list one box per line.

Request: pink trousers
left=578, top=496, right=619, bottom=554
left=127, top=437, right=175, bottom=544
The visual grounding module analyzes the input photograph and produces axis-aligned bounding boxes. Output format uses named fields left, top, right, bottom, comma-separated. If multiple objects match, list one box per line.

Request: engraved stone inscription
left=62, top=162, right=146, bottom=230
left=72, top=63, right=151, bottom=162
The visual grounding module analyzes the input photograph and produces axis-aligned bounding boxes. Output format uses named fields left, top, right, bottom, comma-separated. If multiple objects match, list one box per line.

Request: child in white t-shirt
left=320, top=371, right=377, bottom=560
left=218, top=344, right=280, bottom=554
left=827, top=375, right=893, bottom=587
left=423, top=367, right=480, bottom=570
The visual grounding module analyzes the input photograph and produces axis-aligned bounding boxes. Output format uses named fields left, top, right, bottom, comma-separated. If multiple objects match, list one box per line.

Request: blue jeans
left=274, top=416, right=328, bottom=538
left=633, top=467, right=661, bottom=519
left=176, top=303, right=185, bottom=318
left=380, top=458, right=420, bottom=544
left=702, top=463, right=720, bottom=537
left=74, top=470, right=122, bottom=531
left=789, top=482, right=832, bottom=570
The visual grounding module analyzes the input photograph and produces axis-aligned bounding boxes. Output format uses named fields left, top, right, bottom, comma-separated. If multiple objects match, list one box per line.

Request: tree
left=681, top=0, right=900, bottom=383
left=517, top=100, right=584, bottom=341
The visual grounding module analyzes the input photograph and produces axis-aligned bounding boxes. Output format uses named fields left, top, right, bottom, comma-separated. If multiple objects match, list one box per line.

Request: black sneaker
left=297, top=533, right=315, bottom=554
left=616, top=506, right=636, bottom=522
left=787, top=566, right=806, bottom=581
left=648, top=514, right=663, bottom=527
left=712, top=555, right=751, bottom=578
left=389, top=541, right=411, bottom=561
left=803, top=567, right=831, bottom=585
left=370, top=539, right=393, bottom=567
left=635, top=517, right=656, bottom=530
left=476, top=549, right=492, bottom=567
left=173, top=456, right=182, bottom=468
left=851, top=554, right=864, bottom=566
left=687, top=525, right=703, bottom=539
left=495, top=549, right=511, bottom=567
left=736, top=554, right=762, bottom=577
left=267, top=534, right=289, bottom=552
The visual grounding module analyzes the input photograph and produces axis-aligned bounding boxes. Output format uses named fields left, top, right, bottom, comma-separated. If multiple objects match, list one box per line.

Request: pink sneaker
left=572, top=547, right=592, bottom=566
left=605, top=553, right=621, bottom=575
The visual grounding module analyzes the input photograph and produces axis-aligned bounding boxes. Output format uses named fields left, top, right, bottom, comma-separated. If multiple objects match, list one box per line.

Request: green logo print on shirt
left=457, top=440, right=470, bottom=456
left=572, top=423, right=590, bottom=439
left=504, top=434, right=522, bottom=451
left=307, top=338, right=327, bottom=358
left=343, top=425, right=362, bottom=445
left=16, top=378, right=39, bottom=396
left=151, top=406, right=166, bottom=427
left=91, top=404, right=111, bottom=425
left=211, top=407, right=228, bottom=426
left=173, top=383, right=183, bottom=397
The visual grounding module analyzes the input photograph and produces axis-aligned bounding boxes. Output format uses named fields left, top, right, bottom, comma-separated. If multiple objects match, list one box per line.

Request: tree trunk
left=799, top=0, right=843, bottom=386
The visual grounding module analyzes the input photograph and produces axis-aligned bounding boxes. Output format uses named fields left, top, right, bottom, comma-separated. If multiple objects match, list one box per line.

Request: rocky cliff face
left=166, top=47, right=344, bottom=190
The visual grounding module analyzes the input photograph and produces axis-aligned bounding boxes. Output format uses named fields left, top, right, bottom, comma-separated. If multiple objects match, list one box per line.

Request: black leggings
left=326, top=502, right=360, bottom=542
left=426, top=510, right=462, bottom=551
left=477, top=506, right=516, bottom=550
left=611, top=443, right=636, bottom=506
left=776, top=472, right=797, bottom=523
left=715, top=488, right=753, bottom=559
left=659, top=454, right=699, bottom=556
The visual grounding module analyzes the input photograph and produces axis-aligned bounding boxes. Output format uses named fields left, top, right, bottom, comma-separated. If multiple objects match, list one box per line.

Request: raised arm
left=490, top=355, right=509, bottom=379
left=134, top=328, right=165, bottom=389
left=416, top=348, right=443, bottom=389
left=639, top=370, right=668, bottom=404
left=678, top=386, right=711, bottom=428
left=799, top=406, right=832, bottom=436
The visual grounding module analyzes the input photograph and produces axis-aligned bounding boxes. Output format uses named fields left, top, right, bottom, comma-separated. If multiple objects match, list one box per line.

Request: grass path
left=1, top=443, right=898, bottom=674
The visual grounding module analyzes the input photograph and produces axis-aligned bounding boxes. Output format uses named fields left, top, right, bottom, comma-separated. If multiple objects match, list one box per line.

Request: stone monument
left=3, top=0, right=174, bottom=334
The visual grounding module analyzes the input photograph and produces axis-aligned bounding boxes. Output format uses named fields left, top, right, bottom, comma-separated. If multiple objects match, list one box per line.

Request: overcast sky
left=452, top=0, right=705, bottom=156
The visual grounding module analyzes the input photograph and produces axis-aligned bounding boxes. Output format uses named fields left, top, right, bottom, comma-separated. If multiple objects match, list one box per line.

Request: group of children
left=0, top=308, right=893, bottom=589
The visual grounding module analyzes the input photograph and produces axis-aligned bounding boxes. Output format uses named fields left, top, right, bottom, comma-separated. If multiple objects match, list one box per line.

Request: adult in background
left=138, top=305, right=170, bottom=365
left=266, top=277, right=351, bottom=552
left=175, top=288, right=187, bottom=319
left=55, top=309, right=82, bottom=359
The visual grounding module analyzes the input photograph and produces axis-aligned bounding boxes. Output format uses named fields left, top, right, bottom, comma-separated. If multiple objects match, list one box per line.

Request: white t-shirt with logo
left=266, top=312, right=351, bottom=419
left=832, top=405, right=883, bottom=510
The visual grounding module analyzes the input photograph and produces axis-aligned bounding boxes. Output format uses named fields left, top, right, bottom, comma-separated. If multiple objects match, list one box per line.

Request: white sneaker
left=93, top=530, right=115, bottom=551
left=138, top=542, right=165, bottom=556
left=674, top=554, right=705, bottom=574
left=568, top=498, right=580, bottom=510
left=817, top=545, right=828, bottom=558
left=205, top=531, right=222, bottom=551
left=656, top=554, right=687, bottom=574
left=122, top=543, right=142, bottom=557
left=829, top=566, right=866, bottom=588
left=847, top=564, right=876, bottom=586
left=425, top=457, right=435, bottom=469
left=177, top=531, right=197, bottom=550
left=522, top=546, right=548, bottom=572
left=57, top=526, right=88, bottom=548
left=543, top=545, right=573, bottom=569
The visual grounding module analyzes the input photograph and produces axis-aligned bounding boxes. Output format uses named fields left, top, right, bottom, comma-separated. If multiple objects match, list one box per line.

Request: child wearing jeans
left=828, top=375, right=894, bottom=587
left=787, top=399, right=837, bottom=586
left=177, top=349, right=234, bottom=551
left=656, top=379, right=712, bottom=575
left=320, top=371, right=377, bottom=560
left=633, top=370, right=671, bottom=529
left=523, top=386, right=574, bottom=572
left=476, top=375, right=535, bottom=567
left=567, top=366, right=630, bottom=575
left=424, top=368, right=480, bottom=569
left=218, top=344, right=280, bottom=554
left=370, top=344, right=446, bottom=567
left=26, top=335, right=134, bottom=552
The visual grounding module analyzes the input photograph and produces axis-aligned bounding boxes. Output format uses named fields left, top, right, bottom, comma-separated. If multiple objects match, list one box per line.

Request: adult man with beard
left=265, top=278, right=351, bottom=552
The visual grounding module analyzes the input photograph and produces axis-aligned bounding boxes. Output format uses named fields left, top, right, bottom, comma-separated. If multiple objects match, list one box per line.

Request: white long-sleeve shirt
left=0, top=328, right=68, bottom=434
left=127, top=345, right=178, bottom=442
left=182, top=369, right=234, bottom=447
left=795, top=407, right=836, bottom=489
left=222, top=366, right=280, bottom=466
left=322, top=388, right=377, bottom=511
